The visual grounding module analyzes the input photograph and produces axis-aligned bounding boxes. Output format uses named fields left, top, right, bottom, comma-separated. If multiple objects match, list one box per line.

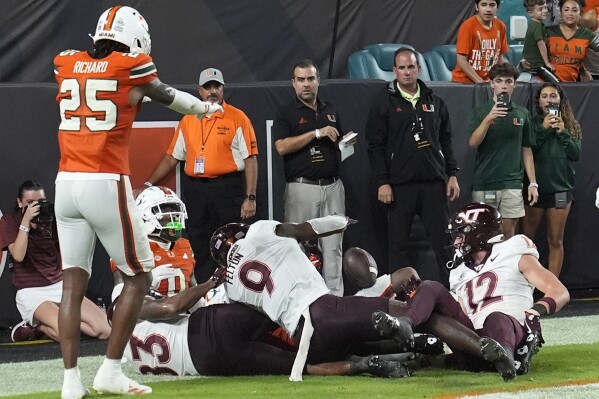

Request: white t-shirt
left=223, top=220, right=329, bottom=335
left=449, top=235, right=537, bottom=329
left=125, top=314, right=198, bottom=376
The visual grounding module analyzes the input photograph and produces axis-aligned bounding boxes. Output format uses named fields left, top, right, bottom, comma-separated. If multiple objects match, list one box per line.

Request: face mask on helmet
left=446, top=203, right=502, bottom=267
left=93, top=6, right=152, bottom=54
left=210, top=223, right=249, bottom=267
left=137, top=187, right=187, bottom=242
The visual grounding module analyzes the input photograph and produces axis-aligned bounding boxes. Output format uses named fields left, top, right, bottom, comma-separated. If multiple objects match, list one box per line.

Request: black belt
left=189, top=172, right=242, bottom=183
left=287, top=177, right=338, bottom=186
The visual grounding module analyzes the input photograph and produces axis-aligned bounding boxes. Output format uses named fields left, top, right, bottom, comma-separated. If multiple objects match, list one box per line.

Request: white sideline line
left=0, top=315, right=597, bottom=396
left=459, top=383, right=599, bottom=399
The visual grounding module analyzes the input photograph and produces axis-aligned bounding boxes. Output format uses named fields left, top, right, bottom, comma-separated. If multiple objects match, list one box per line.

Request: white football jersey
left=449, top=235, right=537, bottom=329
left=124, top=314, right=198, bottom=376
left=197, top=285, right=231, bottom=307
left=223, top=220, right=329, bottom=336
left=354, top=275, right=395, bottom=298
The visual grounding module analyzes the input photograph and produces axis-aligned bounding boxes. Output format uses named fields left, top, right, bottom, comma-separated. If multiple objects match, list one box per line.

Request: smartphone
left=555, top=192, right=567, bottom=209
left=547, top=104, right=560, bottom=117
left=496, top=92, right=509, bottom=108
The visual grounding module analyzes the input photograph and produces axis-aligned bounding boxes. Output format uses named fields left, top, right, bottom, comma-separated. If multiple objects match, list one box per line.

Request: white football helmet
left=92, top=6, right=151, bottom=54
left=136, top=186, right=187, bottom=241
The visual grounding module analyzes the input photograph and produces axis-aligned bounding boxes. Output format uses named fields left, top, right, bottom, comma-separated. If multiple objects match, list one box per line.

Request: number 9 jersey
left=53, top=49, right=157, bottom=175
left=223, top=220, right=329, bottom=336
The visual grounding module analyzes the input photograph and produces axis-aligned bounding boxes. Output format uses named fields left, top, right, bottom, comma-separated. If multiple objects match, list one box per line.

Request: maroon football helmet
left=210, top=223, right=250, bottom=267
left=447, top=203, right=502, bottom=265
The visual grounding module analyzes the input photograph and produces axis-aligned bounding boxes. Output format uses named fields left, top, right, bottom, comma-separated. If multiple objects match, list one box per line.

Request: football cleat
left=413, top=333, right=444, bottom=355
left=479, top=337, right=516, bottom=382
left=61, top=386, right=89, bottom=399
left=514, top=332, right=542, bottom=375
left=372, top=311, right=414, bottom=349
left=358, top=355, right=411, bottom=378
left=93, top=372, right=152, bottom=395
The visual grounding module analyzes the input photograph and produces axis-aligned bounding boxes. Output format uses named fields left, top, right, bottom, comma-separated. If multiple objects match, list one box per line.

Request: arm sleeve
left=500, top=22, right=509, bottom=54
left=167, top=120, right=187, bottom=161
left=456, top=20, right=473, bottom=56
left=0, top=214, right=17, bottom=251
left=521, top=112, right=536, bottom=148
left=558, top=132, right=582, bottom=161
left=437, top=99, right=459, bottom=176
left=365, top=93, right=390, bottom=188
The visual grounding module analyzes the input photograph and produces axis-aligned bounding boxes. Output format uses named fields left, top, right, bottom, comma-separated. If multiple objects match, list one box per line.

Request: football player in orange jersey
left=54, top=6, right=222, bottom=399
left=111, top=186, right=197, bottom=300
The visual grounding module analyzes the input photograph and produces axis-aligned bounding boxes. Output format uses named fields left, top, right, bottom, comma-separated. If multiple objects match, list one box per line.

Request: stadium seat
left=422, top=45, right=456, bottom=81
left=510, top=16, right=528, bottom=42
left=348, top=43, right=431, bottom=81
left=505, top=44, right=524, bottom=66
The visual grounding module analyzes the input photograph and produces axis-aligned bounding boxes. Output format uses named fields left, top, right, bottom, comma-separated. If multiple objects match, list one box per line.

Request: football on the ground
left=342, top=247, right=378, bottom=288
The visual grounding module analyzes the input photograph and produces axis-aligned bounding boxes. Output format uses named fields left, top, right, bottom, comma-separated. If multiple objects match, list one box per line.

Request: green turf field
left=1, top=315, right=598, bottom=398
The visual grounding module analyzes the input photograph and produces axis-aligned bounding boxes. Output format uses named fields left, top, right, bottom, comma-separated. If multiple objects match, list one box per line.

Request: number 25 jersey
left=53, top=49, right=157, bottom=175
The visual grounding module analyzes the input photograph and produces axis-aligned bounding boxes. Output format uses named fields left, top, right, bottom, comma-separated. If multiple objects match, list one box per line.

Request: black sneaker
left=362, top=355, right=411, bottom=378
left=479, top=337, right=516, bottom=382
left=372, top=311, right=414, bottom=349
left=514, top=332, right=542, bottom=375
left=11, top=320, right=43, bottom=342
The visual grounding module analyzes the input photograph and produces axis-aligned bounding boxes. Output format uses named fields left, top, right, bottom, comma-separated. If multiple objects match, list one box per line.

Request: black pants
left=388, top=181, right=451, bottom=285
left=182, top=172, right=246, bottom=282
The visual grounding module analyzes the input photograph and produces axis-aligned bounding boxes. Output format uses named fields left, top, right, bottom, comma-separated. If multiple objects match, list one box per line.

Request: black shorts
left=526, top=190, right=573, bottom=209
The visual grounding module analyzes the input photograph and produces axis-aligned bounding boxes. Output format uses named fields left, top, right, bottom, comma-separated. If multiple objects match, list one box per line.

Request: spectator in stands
left=546, top=0, right=599, bottom=81
left=580, top=0, right=599, bottom=79
left=521, top=0, right=558, bottom=81
left=366, top=47, right=460, bottom=286
left=273, top=59, right=353, bottom=296
left=142, top=67, right=258, bottom=284
left=520, top=83, right=581, bottom=278
left=452, top=0, right=509, bottom=83
left=468, top=62, right=538, bottom=238
left=0, top=181, right=110, bottom=343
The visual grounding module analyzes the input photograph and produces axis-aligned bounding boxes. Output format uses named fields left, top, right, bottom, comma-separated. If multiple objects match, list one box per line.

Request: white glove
left=596, top=186, right=599, bottom=210
left=150, top=266, right=175, bottom=290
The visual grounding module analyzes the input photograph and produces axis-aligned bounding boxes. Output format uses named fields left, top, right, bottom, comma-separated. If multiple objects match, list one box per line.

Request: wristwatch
left=246, top=194, right=256, bottom=201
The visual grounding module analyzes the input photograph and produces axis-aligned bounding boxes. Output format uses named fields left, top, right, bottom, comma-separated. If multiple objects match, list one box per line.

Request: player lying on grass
left=372, top=203, right=570, bottom=381
left=210, top=216, right=515, bottom=381
left=111, top=270, right=411, bottom=378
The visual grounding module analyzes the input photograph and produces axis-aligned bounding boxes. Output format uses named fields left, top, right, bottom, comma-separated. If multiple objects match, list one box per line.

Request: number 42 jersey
left=53, top=49, right=157, bottom=175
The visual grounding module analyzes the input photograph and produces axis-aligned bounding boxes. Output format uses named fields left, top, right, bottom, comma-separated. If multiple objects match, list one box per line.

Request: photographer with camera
left=468, top=62, right=538, bottom=239
left=0, top=180, right=110, bottom=342
left=520, top=83, right=582, bottom=278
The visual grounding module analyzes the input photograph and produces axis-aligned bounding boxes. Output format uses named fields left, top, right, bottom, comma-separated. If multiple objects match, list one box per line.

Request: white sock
left=99, top=357, right=122, bottom=377
left=64, top=367, right=81, bottom=383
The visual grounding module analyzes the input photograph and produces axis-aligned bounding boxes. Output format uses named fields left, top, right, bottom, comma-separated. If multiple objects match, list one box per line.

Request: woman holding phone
left=521, top=83, right=582, bottom=278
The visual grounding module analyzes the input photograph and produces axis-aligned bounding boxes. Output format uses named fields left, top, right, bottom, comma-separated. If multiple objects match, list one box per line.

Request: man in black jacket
left=365, top=47, right=460, bottom=286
